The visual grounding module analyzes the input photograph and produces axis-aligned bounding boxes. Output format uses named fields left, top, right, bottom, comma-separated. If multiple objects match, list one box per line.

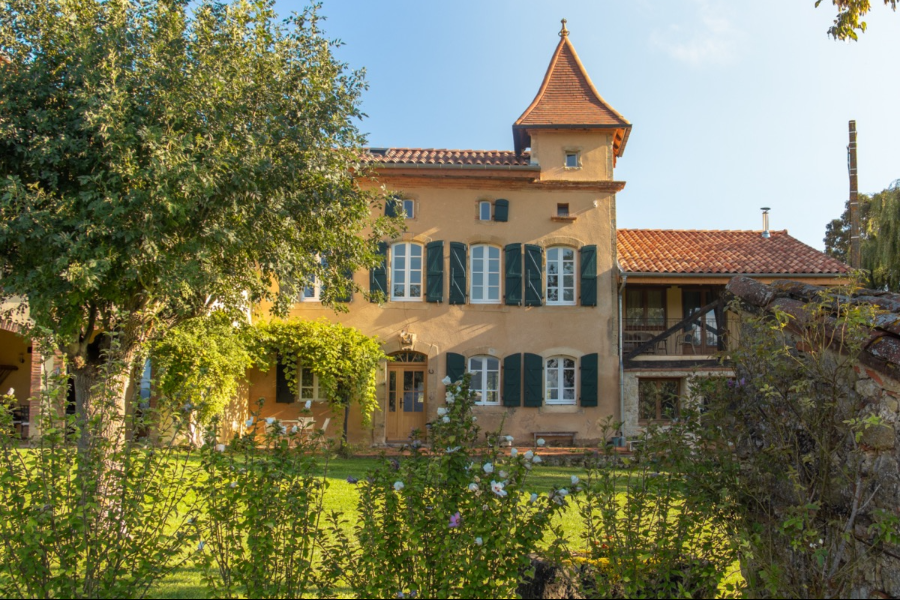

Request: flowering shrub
left=322, top=375, right=566, bottom=599
left=193, top=401, right=332, bottom=598
left=565, top=418, right=741, bottom=599
left=0, top=355, right=198, bottom=599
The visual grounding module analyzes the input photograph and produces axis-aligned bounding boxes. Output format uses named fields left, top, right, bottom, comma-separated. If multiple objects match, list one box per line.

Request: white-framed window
left=391, top=242, right=423, bottom=301
left=546, top=247, right=576, bottom=305
left=300, top=256, right=327, bottom=302
left=479, top=200, right=492, bottom=221
left=565, top=151, right=580, bottom=169
left=299, top=364, right=325, bottom=401
left=545, top=356, right=577, bottom=405
left=401, top=199, right=415, bottom=219
left=470, top=245, right=501, bottom=303
left=469, top=356, right=500, bottom=405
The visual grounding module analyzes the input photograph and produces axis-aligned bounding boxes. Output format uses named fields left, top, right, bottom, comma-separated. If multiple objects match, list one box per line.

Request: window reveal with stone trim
left=545, top=356, right=576, bottom=405
left=638, top=378, right=681, bottom=422
left=391, top=242, right=423, bottom=301
left=470, top=245, right=501, bottom=303
left=468, top=355, right=500, bottom=405
left=546, top=247, right=576, bottom=305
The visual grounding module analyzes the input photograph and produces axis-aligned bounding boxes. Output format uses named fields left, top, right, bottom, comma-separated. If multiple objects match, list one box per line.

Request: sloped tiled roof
left=618, top=230, right=850, bottom=275
left=362, top=148, right=534, bottom=167
left=513, top=33, right=631, bottom=155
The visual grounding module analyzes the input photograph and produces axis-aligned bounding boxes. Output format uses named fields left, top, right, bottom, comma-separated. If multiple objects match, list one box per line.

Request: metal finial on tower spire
left=559, top=19, right=569, bottom=37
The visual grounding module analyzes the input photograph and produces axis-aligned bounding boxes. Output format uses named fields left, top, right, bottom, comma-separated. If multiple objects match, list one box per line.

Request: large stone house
left=245, top=25, right=849, bottom=445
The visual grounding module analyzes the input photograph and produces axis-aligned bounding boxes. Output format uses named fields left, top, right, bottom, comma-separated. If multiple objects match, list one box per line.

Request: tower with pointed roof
left=513, top=20, right=631, bottom=181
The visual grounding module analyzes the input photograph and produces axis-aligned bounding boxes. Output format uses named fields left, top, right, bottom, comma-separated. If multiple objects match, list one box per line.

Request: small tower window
left=402, top=199, right=415, bottom=219
left=479, top=201, right=492, bottom=221
left=557, top=203, right=570, bottom=217
left=565, top=152, right=580, bottom=169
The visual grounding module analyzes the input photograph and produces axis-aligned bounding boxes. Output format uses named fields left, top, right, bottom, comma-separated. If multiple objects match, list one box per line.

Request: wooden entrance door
left=386, top=353, right=428, bottom=442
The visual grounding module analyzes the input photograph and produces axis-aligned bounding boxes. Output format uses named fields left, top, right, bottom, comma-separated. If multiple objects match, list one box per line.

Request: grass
left=150, top=457, right=592, bottom=599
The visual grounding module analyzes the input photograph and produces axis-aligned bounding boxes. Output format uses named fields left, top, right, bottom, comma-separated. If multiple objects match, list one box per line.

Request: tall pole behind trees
left=849, top=120, right=860, bottom=269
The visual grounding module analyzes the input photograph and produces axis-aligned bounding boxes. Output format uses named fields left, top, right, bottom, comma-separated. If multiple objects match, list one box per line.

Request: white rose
left=393, top=481, right=404, bottom=491
left=442, top=376, right=452, bottom=385
left=524, top=450, right=534, bottom=460
left=304, top=400, right=312, bottom=410
left=506, top=435, right=514, bottom=442
left=536, top=438, right=545, bottom=447
left=529, top=493, right=538, bottom=503
left=510, top=448, right=518, bottom=458
left=468, top=482, right=479, bottom=492
left=483, top=462, right=494, bottom=474
left=472, top=416, right=477, bottom=422
left=437, top=407, right=447, bottom=416
left=571, top=475, right=580, bottom=485
left=245, top=417, right=254, bottom=427
left=265, top=417, right=275, bottom=425
left=532, top=455, right=542, bottom=464
left=475, top=537, right=483, bottom=546
left=6, top=388, right=14, bottom=396
left=442, top=416, right=450, bottom=423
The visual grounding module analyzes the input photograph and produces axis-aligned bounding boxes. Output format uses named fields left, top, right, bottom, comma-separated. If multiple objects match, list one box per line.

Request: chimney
left=761, top=207, right=771, bottom=239
left=848, top=120, right=860, bottom=268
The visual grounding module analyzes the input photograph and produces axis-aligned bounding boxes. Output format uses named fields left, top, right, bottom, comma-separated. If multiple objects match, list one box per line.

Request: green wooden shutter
left=336, top=268, right=353, bottom=302
left=449, top=242, right=467, bottom=305
left=523, top=353, right=543, bottom=407
left=426, top=241, right=444, bottom=303
left=493, top=199, right=509, bottom=222
left=385, top=196, right=400, bottom=218
left=446, top=352, right=465, bottom=385
left=504, top=243, right=522, bottom=306
left=524, top=244, right=543, bottom=307
left=502, top=354, right=521, bottom=407
left=580, top=353, right=598, bottom=407
left=580, top=245, right=597, bottom=307
left=369, top=242, right=388, bottom=301
left=275, top=357, right=295, bottom=404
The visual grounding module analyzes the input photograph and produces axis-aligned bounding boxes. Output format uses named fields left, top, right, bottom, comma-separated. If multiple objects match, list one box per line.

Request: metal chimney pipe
left=848, top=121, right=860, bottom=268
left=761, top=207, right=771, bottom=238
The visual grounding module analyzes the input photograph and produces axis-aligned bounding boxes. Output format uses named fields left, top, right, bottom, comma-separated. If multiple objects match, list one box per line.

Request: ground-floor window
left=545, top=356, right=576, bottom=405
left=468, top=356, right=500, bottom=405
left=638, top=378, right=680, bottom=422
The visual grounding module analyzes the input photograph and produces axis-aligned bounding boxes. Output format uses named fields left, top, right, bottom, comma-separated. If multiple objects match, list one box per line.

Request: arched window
left=546, top=247, right=576, bottom=305
left=391, top=242, right=423, bottom=301
left=545, top=356, right=576, bottom=405
left=468, top=355, right=500, bottom=405
left=470, top=245, right=501, bottom=303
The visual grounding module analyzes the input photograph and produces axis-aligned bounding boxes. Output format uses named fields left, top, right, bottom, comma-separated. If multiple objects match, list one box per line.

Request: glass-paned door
left=386, top=353, right=427, bottom=442
left=682, top=289, right=722, bottom=354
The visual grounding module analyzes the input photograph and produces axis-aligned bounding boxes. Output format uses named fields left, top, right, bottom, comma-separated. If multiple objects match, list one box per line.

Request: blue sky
left=276, top=0, right=900, bottom=251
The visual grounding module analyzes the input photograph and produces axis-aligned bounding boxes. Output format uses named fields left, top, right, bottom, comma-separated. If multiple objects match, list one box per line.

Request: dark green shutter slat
left=426, top=241, right=444, bottom=303
left=524, top=244, right=543, bottom=307
left=449, top=242, right=467, bottom=305
left=369, top=242, right=388, bottom=301
left=385, top=197, right=400, bottom=218
left=337, top=268, right=353, bottom=302
left=493, top=199, right=509, bottom=222
left=502, top=354, right=521, bottom=407
left=580, top=245, right=597, bottom=307
left=523, top=353, right=543, bottom=407
left=504, top=243, right=522, bottom=306
left=446, top=352, right=465, bottom=385
left=276, top=357, right=294, bottom=404
left=580, top=353, right=598, bottom=407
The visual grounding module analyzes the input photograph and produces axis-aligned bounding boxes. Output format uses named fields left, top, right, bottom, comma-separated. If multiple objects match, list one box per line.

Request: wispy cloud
left=650, top=1, right=743, bottom=67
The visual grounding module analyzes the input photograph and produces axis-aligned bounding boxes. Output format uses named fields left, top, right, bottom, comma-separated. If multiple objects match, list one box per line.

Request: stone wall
left=727, top=276, right=900, bottom=599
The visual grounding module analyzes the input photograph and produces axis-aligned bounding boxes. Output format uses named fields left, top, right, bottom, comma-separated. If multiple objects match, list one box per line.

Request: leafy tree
left=824, top=185, right=900, bottom=290
left=0, top=0, right=398, bottom=440
left=816, top=0, right=898, bottom=40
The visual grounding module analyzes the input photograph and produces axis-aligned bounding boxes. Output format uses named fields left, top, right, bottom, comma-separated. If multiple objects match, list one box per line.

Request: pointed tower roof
left=513, top=21, right=631, bottom=157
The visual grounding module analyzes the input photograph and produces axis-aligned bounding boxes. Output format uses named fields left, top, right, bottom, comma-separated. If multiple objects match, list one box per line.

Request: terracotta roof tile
left=618, top=230, right=850, bottom=275
left=513, top=35, right=631, bottom=155
left=362, top=148, right=533, bottom=167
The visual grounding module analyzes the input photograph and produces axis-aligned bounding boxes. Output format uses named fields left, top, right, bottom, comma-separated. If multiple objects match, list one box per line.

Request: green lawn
left=151, top=457, right=591, bottom=599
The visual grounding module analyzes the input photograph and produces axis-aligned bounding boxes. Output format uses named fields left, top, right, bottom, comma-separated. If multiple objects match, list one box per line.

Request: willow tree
left=0, top=0, right=396, bottom=441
